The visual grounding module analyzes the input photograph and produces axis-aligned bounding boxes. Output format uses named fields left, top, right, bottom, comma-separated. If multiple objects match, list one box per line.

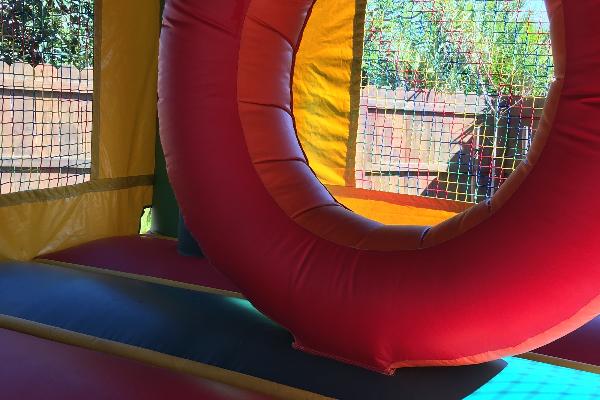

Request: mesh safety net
left=356, top=0, right=552, bottom=203
left=0, top=0, right=94, bottom=194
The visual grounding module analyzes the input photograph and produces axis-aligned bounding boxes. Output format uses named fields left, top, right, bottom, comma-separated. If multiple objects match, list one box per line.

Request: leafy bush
left=0, top=0, right=94, bottom=69
left=363, top=0, right=553, bottom=97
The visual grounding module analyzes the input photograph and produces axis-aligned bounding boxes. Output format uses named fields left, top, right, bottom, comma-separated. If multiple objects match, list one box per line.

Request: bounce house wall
left=93, top=1, right=160, bottom=180
left=0, top=0, right=160, bottom=261
left=293, top=0, right=366, bottom=189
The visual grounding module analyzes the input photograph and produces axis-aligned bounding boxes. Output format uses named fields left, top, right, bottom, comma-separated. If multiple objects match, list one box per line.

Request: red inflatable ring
left=159, top=0, right=600, bottom=374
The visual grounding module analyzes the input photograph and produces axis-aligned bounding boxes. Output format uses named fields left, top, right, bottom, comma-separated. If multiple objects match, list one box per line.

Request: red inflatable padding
left=159, top=0, right=600, bottom=374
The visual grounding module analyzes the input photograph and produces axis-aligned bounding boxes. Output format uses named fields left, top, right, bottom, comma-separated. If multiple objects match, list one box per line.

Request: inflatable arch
left=159, top=0, right=600, bottom=374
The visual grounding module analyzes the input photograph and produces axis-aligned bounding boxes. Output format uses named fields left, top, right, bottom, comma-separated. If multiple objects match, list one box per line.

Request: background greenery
left=0, top=0, right=93, bottom=69
left=0, top=0, right=552, bottom=94
left=363, top=0, right=553, bottom=97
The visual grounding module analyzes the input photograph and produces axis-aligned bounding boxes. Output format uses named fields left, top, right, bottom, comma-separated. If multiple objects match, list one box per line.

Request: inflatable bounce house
left=1, top=0, right=599, bottom=398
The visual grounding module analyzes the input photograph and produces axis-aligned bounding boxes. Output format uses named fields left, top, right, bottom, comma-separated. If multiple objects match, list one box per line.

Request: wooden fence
left=0, top=62, right=93, bottom=193
left=355, top=86, right=546, bottom=202
left=0, top=65, right=546, bottom=202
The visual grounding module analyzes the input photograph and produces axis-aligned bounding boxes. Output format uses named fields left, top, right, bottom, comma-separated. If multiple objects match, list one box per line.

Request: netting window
left=0, top=0, right=94, bottom=194
left=357, top=0, right=553, bottom=203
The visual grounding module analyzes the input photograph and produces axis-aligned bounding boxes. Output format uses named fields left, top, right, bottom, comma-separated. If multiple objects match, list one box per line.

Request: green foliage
left=140, top=207, right=153, bottom=234
left=0, top=0, right=94, bottom=69
left=362, top=0, right=553, bottom=97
